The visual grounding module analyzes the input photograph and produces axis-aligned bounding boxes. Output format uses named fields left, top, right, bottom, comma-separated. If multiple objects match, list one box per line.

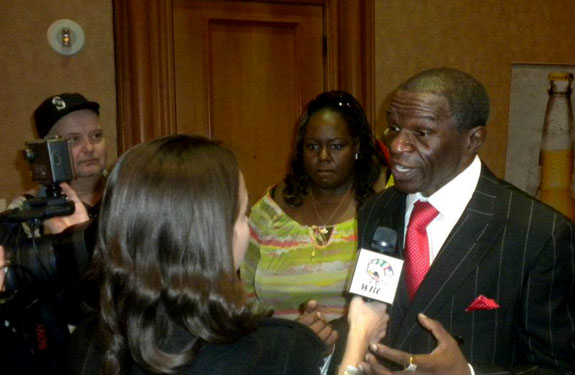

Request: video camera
left=0, top=136, right=76, bottom=223
left=0, top=135, right=90, bottom=289
left=0, top=137, right=96, bottom=373
left=0, top=134, right=98, bottom=300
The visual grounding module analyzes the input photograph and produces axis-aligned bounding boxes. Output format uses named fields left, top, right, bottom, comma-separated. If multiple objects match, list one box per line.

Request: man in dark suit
left=356, top=68, right=575, bottom=374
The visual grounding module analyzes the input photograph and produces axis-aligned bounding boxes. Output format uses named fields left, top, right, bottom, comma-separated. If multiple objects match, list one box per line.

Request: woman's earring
left=355, top=153, right=359, bottom=160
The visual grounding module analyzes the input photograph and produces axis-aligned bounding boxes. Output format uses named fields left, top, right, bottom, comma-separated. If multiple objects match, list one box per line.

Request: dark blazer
left=357, top=165, right=575, bottom=374
left=67, top=317, right=325, bottom=375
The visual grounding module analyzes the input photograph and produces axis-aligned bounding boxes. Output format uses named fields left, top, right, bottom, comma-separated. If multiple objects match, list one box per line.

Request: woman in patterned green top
left=241, top=91, right=387, bottom=326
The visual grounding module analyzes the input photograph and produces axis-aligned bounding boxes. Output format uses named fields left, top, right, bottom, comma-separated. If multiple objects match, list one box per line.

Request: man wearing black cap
left=8, top=93, right=107, bottom=235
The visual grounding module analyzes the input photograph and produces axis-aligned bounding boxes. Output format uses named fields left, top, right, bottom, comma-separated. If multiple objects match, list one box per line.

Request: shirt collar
left=406, top=155, right=481, bottom=218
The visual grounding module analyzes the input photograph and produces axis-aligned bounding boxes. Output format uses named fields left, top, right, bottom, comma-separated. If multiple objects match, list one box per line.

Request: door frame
left=113, top=0, right=375, bottom=153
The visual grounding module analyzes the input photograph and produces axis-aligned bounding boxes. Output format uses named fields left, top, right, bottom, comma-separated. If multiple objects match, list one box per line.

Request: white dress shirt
left=404, top=155, right=481, bottom=264
left=403, top=155, right=481, bottom=375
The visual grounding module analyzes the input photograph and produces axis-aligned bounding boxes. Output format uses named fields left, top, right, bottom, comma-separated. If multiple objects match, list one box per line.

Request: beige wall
left=0, top=0, right=116, bottom=207
left=1, top=0, right=574, bottom=206
left=374, top=0, right=575, bottom=178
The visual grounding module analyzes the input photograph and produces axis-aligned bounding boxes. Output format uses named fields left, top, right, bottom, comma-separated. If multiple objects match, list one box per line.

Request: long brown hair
left=98, top=135, right=266, bottom=374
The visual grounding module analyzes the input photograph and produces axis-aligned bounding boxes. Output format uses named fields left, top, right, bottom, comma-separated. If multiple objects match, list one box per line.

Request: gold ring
left=404, top=355, right=417, bottom=371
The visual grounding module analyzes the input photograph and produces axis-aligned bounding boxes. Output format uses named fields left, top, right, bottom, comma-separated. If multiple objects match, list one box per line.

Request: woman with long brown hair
left=68, top=135, right=328, bottom=374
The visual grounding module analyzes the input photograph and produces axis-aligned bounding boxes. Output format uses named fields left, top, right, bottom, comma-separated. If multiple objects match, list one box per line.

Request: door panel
left=173, top=1, right=324, bottom=201
left=113, top=0, right=374, bottom=202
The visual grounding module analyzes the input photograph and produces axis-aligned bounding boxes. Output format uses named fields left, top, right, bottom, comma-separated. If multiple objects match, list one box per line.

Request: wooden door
left=173, top=1, right=323, bottom=200
left=114, top=0, right=374, bottom=201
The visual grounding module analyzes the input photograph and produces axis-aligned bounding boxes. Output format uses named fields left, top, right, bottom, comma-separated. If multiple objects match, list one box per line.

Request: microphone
left=348, top=226, right=404, bottom=304
left=371, top=226, right=397, bottom=254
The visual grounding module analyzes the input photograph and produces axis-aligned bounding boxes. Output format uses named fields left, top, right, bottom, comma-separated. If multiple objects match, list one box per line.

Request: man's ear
left=466, top=126, right=486, bottom=154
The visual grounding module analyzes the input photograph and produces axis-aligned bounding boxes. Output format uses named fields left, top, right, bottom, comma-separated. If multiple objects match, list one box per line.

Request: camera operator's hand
left=44, top=183, right=90, bottom=234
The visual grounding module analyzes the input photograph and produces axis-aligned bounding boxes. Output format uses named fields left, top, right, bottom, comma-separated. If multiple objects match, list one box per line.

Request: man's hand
left=43, top=183, right=90, bottom=234
left=359, top=313, right=470, bottom=375
left=296, top=300, right=338, bottom=354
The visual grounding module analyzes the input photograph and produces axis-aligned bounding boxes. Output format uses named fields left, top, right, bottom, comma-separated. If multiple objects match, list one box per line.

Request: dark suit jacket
left=357, top=165, right=575, bottom=374
left=67, top=317, right=325, bottom=375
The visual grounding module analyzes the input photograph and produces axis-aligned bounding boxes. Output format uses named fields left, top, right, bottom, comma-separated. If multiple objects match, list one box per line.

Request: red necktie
left=405, top=200, right=439, bottom=301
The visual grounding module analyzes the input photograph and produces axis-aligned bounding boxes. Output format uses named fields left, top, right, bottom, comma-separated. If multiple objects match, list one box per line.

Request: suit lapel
left=359, top=187, right=406, bottom=254
left=392, top=166, right=508, bottom=349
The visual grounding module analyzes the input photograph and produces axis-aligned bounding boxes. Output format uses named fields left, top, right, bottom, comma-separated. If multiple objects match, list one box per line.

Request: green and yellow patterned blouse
left=240, top=188, right=358, bottom=322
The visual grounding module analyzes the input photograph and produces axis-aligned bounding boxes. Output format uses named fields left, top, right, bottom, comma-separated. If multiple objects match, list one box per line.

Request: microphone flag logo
left=348, top=248, right=404, bottom=304
left=367, top=258, right=394, bottom=283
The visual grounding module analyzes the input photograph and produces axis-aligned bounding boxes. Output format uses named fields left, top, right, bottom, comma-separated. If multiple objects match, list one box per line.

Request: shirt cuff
left=320, top=351, right=334, bottom=375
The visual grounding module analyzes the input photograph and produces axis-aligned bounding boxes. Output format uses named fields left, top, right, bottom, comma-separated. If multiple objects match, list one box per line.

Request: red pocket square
left=465, top=295, right=500, bottom=312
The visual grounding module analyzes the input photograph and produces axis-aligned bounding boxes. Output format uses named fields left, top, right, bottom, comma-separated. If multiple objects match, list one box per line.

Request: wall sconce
left=47, top=19, right=85, bottom=56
